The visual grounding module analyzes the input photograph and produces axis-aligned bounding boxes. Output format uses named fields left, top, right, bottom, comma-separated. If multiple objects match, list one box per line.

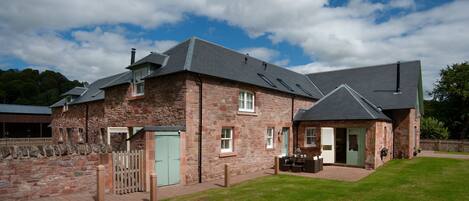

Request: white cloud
left=238, top=47, right=279, bottom=62
left=0, top=0, right=468, bottom=95
left=0, top=27, right=177, bottom=81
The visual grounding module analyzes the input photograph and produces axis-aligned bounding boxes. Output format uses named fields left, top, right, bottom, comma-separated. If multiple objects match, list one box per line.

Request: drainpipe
left=196, top=74, right=203, bottom=183
left=85, top=103, right=89, bottom=143
left=291, top=96, right=295, bottom=121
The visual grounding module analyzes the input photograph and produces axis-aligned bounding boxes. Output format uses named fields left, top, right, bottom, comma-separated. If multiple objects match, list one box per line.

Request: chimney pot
left=130, top=48, right=136, bottom=65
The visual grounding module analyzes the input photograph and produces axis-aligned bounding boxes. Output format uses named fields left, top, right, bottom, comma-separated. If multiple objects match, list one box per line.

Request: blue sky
left=0, top=0, right=466, bottom=96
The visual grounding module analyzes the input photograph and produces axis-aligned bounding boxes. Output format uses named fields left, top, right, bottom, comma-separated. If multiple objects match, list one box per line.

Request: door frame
left=321, top=127, right=335, bottom=163
left=281, top=127, right=289, bottom=156
left=346, top=128, right=365, bottom=167
left=107, top=127, right=130, bottom=151
left=154, top=131, right=181, bottom=186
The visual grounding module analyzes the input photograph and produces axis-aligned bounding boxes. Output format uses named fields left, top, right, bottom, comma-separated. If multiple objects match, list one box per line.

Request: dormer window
left=63, top=96, right=74, bottom=112
left=132, top=67, right=150, bottom=96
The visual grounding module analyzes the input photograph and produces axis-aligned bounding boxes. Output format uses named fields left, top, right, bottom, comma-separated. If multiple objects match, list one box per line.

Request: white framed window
left=62, top=103, right=69, bottom=112
left=266, top=127, right=274, bottom=149
left=132, top=67, right=150, bottom=96
left=304, top=128, right=317, bottom=147
left=221, top=128, right=233, bottom=153
left=238, top=91, right=254, bottom=112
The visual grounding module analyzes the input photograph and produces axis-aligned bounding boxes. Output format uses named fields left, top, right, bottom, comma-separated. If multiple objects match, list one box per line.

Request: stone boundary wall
left=421, top=139, right=469, bottom=152
left=0, top=144, right=112, bottom=201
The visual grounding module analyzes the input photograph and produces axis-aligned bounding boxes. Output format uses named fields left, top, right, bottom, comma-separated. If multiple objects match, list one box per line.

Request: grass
left=167, top=158, right=469, bottom=201
left=435, top=151, right=469, bottom=155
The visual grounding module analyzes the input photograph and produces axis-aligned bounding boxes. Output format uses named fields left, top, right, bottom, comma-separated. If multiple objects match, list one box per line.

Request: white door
left=321, top=127, right=335, bottom=163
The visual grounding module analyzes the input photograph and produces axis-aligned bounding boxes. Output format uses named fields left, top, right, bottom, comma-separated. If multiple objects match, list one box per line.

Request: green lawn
left=435, top=151, right=469, bottom=155
left=168, top=158, right=469, bottom=201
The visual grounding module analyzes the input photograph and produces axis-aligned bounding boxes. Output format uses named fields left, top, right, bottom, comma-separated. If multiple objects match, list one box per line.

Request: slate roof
left=50, top=72, right=130, bottom=107
left=147, top=37, right=324, bottom=99
left=127, top=52, right=168, bottom=69
left=61, top=87, right=86, bottom=96
left=306, top=61, right=423, bottom=112
left=0, top=104, right=51, bottom=115
left=294, top=84, right=391, bottom=121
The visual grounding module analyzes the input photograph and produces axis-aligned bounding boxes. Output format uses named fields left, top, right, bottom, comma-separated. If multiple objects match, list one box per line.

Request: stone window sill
left=219, top=152, right=237, bottom=158
left=128, top=95, right=145, bottom=101
left=237, top=111, right=258, bottom=116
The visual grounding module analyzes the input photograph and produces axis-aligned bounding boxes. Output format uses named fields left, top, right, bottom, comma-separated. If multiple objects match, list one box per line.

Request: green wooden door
left=281, top=128, right=289, bottom=156
left=346, top=128, right=365, bottom=166
left=154, top=131, right=180, bottom=186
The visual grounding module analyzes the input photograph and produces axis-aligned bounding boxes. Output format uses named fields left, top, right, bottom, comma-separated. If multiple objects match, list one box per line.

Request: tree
left=431, top=62, right=469, bottom=139
left=421, top=117, right=449, bottom=139
left=0, top=68, right=83, bottom=106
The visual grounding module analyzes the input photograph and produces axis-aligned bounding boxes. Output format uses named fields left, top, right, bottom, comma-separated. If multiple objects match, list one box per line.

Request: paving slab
left=281, top=165, right=373, bottom=182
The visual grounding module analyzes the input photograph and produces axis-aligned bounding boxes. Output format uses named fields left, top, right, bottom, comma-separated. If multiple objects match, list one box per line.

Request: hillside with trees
left=0, top=68, right=84, bottom=106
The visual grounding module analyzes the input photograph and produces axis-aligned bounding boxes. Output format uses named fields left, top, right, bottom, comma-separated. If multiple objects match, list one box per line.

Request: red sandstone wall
left=184, top=74, right=315, bottom=184
left=104, top=73, right=186, bottom=128
left=0, top=153, right=111, bottom=201
left=391, top=108, right=420, bottom=159
left=51, top=101, right=105, bottom=144
left=372, top=121, right=393, bottom=169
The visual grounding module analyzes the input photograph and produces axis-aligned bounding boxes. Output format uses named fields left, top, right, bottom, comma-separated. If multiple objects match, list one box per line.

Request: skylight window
left=277, top=78, right=294, bottom=92
left=257, top=73, right=276, bottom=88
left=296, top=84, right=312, bottom=97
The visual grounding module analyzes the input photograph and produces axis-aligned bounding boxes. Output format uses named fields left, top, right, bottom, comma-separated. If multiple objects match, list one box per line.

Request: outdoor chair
left=303, top=157, right=316, bottom=173
left=279, top=157, right=292, bottom=171
left=318, top=156, right=324, bottom=171
left=313, top=156, right=321, bottom=173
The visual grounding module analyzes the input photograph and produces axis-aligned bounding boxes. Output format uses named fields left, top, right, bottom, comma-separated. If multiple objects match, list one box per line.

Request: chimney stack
left=130, top=48, right=136, bottom=65
left=395, top=61, right=401, bottom=93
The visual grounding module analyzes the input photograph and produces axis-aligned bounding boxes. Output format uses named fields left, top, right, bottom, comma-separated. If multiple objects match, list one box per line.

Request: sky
left=0, top=0, right=467, bottom=98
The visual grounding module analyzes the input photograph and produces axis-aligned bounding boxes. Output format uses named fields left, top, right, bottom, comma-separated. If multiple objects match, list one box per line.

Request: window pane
left=239, top=92, right=245, bottom=109
left=349, top=135, right=358, bottom=151
left=307, top=137, right=312, bottom=145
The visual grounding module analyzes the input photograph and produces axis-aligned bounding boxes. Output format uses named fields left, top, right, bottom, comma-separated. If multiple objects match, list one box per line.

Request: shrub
left=421, top=117, right=449, bottom=139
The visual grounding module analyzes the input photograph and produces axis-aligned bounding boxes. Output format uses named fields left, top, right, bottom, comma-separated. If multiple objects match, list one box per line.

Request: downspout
left=196, top=74, right=203, bottom=183
left=291, top=96, right=294, bottom=150
left=85, top=103, right=89, bottom=143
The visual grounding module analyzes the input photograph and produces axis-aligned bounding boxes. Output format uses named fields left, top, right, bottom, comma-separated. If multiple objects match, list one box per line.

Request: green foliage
left=0, top=68, right=83, bottom=106
left=421, top=117, right=449, bottom=139
left=429, top=62, right=469, bottom=139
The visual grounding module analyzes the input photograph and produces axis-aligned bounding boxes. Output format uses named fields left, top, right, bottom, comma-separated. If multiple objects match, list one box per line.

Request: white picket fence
left=112, top=150, right=144, bottom=194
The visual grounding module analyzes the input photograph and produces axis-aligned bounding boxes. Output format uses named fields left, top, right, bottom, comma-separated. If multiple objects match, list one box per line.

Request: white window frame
left=132, top=67, right=150, bottom=96
left=266, top=127, right=274, bottom=149
left=221, top=128, right=233, bottom=153
left=304, top=127, right=317, bottom=147
left=107, top=127, right=130, bottom=151
left=238, top=90, right=255, bottom=112
left=62, top=103, right=69, bottom=112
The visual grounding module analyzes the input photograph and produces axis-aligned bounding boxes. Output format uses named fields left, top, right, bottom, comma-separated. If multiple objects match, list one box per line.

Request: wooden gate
left=112, top=150, right=144, bottom=194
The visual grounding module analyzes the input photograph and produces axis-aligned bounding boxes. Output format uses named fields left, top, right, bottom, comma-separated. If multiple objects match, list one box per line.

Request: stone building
left=50, top=37, right=423, bottom=187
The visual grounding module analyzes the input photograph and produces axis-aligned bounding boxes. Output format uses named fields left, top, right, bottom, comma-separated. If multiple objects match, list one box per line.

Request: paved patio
left=33, top=169, right=274, bottom=201
left=419, top=150, right=469, bottom=160
left=281, top=165, right=374, bottom=182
